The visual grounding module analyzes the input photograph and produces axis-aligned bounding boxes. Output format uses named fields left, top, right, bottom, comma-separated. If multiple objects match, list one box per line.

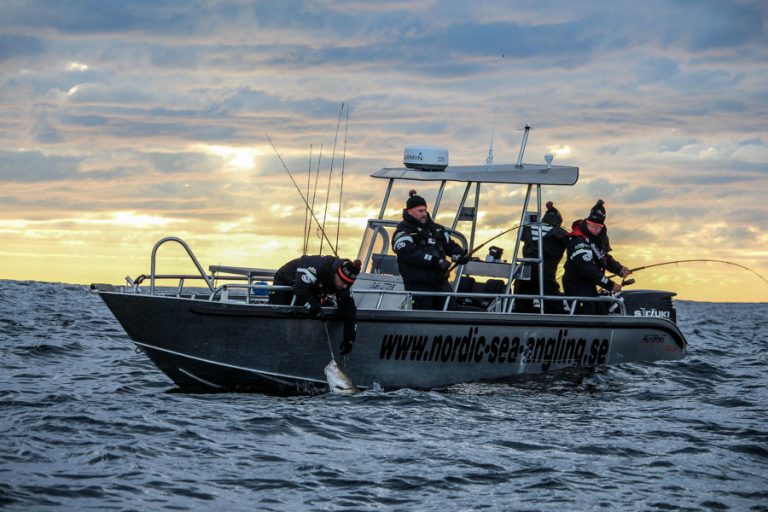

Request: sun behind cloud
left=203, top=145, right=265, bottom=171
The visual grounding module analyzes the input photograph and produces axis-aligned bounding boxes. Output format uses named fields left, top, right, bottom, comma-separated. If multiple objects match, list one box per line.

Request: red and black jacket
left=563, top=220, right=624, bottom=293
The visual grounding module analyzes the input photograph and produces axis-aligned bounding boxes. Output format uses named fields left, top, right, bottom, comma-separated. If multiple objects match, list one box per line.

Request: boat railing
left=350, top=288, right=627, bottom=315
left=148, top=237, right=215, bottom=295
left=128, top=238, right=278, bottom=298
left=125, top=271, right=626, bottom=315
left=122, top=236, right=625, bottom=315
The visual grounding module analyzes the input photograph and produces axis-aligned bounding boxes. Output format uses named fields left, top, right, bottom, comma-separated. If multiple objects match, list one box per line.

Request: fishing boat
left=91, top=127, right=688, bottom=394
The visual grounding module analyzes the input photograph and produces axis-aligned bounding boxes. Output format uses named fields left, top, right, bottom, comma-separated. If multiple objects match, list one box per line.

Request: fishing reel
left=599, top=277, right=636, bottom=297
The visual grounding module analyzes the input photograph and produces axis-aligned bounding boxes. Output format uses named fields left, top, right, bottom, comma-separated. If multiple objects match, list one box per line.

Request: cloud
left=0, top=150, right=81, bottom=182
left=0, top=0, right=766, bottom=298
left=0, top=34, right=46, bottom=61
left=661, top=0, right=766, bottom=51
left=623, top=186, right=665, bottom=203
left=31, top=111, right=63, bottom=143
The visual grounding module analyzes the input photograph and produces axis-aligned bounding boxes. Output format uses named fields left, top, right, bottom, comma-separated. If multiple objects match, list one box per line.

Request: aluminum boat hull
left=98, top=291, right=686, bottom=395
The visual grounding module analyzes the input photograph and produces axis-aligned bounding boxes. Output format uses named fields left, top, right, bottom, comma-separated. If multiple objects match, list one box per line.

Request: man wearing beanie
left=392, top=190, right=468, bottom=310
left=563, top=199, right=631, bottom=314
left=513, top=201, right=569, bottom=313
left=269, top=255, right=361, bottom=354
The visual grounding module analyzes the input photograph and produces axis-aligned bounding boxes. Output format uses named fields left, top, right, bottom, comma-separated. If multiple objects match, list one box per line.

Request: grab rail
left=351, top=288, right=626, bottom=315
left=150, top=237, right=215, bottom=295
left=137, top=236, right=626, bottom=316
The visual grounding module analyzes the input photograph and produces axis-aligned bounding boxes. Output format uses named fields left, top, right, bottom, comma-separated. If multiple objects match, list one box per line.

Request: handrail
left=150, top=237, right=215, bottom=295
left=352, top=288, right=626, bottom=315
left=360, top=218, right=469, bottom=273
left=137, top=240, right=627, bottom=315
left=203, top=283, right=625, bottom=315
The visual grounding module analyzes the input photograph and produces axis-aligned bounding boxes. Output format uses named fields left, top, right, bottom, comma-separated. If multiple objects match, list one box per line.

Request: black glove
left=339, top=338, right=354, bottom=355
left=304, top=301, right=324, bottom=320
left=436, top=259, right=451, bottom=273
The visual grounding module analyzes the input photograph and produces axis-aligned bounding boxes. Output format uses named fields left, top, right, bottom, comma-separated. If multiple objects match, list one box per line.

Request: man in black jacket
left=563, top=199, right=630, bottom=315
left=513, top=201, right=569, bottom=313
left=392, top=190, right=468, bottom=310
left=269, top=255, right=361, bottom=355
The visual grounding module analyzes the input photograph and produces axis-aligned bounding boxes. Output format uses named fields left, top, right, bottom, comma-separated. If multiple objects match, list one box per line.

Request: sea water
left=1, top=279, right=766, bottom=511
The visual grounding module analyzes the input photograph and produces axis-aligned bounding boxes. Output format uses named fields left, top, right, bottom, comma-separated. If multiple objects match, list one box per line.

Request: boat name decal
left=378, top=327, right=609, bottom=371
left=633, top=308, right=671, bottom=319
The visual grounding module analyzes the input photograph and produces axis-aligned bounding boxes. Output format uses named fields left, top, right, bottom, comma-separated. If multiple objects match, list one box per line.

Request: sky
left=1, top=0, right=767, bottom=302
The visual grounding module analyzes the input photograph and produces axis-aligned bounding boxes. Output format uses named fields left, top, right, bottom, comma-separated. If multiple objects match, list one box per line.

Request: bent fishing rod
left=266, top=134, right=339, bottom=258
left=448, top=225, right=520, bottom=273
left=608, top=259, right=768, bottom=285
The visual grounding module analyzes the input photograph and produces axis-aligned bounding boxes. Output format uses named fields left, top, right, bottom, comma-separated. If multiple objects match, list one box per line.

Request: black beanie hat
left=406, top=189, right=427, bottom=210
left=587, top=199, right=606, bottom=225
left=337, top=259, right=362, bottom=284
left=542, top=201, right=563, bottom=227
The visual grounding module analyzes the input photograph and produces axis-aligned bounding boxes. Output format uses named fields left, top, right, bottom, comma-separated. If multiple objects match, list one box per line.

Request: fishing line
left=322, top=321, right=336, bottom=361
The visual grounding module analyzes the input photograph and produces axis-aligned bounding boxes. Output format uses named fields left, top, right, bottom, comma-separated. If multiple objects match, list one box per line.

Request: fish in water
left=324, top=360, right=359, bottom=394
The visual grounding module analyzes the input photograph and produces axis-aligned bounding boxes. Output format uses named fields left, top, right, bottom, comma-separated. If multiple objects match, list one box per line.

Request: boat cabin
left=352, top=155, right=581, bottom=313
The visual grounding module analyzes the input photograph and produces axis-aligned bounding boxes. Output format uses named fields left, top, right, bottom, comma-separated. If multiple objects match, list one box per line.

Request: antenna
left=515, top=122, right=532, bottom=168
left=486, top=54, right=506, bottom=166
left=486, top=92, right=498, bottom=165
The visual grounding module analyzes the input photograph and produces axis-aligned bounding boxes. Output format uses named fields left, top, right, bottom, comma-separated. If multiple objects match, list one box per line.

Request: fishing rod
left=303, top=144, right=313, bottom=255
left=448, top=225, right=520, bottom=273
left=608, top=259, right=768, bottom=285
left=306, top=144, right=324, bottom=253
left=336, top=105, right=350, bottom=254
left=266, top=134, right=339, bottom=258
left=320, top=103, right=345, bottom=256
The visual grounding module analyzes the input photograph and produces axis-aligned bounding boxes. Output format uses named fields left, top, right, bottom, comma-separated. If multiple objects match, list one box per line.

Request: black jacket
left=392, top=211, right=464, bottom=290
left=563, top=220, right=624, bottom=295
left=521, top=222, right=569, bottom=285
left=272, top=255, right=357, bottom=341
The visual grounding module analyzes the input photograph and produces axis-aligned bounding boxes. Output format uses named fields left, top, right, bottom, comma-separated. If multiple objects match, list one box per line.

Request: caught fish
left=324, top=360, right=359, bottom=394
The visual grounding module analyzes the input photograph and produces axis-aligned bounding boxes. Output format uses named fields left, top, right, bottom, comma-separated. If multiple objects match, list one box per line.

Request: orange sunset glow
left=1, top=3, right=766, bottom=302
